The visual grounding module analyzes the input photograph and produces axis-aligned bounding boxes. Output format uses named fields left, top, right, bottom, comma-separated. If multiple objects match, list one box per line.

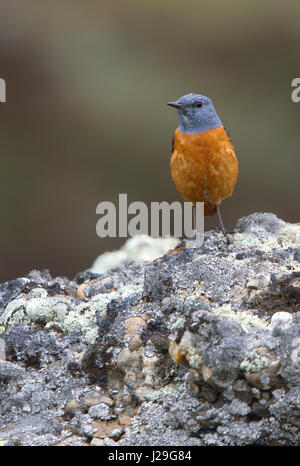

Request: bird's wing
left=224, top=126, right=231, bottom=141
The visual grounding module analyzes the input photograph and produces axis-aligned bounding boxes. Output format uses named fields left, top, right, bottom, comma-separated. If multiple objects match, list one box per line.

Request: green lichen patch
left=213, top=304, right=267, bottom=333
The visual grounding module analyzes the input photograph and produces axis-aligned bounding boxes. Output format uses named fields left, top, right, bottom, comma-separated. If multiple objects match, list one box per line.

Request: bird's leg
left=216, top=204, right=227, bottom=236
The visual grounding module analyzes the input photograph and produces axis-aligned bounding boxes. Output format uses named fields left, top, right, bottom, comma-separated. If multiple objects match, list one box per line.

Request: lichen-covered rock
left=90, top=235, right=179, bottom=274
left=0, top=212, right=300, bottom=446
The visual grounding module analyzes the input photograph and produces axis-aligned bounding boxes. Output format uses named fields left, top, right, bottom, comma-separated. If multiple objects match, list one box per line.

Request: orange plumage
left=170, top=126, right=238, bottom=217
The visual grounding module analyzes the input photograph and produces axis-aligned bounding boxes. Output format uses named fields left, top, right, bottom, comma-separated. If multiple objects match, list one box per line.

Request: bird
left=167, top=93, right=238, bottom=235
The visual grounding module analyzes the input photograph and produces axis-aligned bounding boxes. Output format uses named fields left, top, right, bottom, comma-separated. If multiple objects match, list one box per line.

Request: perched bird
left=168, top=93, right=238, bottom=234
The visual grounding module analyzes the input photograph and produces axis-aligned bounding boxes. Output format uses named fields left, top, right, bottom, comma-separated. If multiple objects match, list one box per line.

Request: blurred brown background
left=0, top=0, right=299, bottom=282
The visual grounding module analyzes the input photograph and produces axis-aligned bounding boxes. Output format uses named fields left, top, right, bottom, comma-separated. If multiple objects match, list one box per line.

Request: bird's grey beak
left=167, top=101, right=182, bottom=109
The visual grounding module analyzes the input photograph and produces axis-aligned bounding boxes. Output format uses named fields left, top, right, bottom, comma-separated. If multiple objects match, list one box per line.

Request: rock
left=2, top=325, right=69, bottom=368
left=0, top=213, right=300, bottom=446
left=90, top=235, right=179, bottom=274
left=109, top=428, right=124, bottom=440
left=293, top=249, right=300, bottom=262
left=144, top=262, right=174, bottom=301
left=0, top=360, right=26, bottom=382
left=240, top=347, right=282, bottom=390
left=0, top=337, right=5, bottom=361
left=88, top=403, right=113, bottom=421
left=81, top=391, right=103, bottom=409
left=118, top=415, right=132, bottom=426
left=100, top=396, right=114, bottom=407
left=90, top=437, right=105, bottom=446
left=268, top=312, right=293, bottom=331
left=64, top=399, right=79, bottom=415
left=271, top=271, right=300, bottom=304
left=235, top=213, right=286, bottom=238
left=0, top=278, right=29, bottom=314
left=76, top=277, right=115, bottom=299
left=0, top=271, right=77, bottom=320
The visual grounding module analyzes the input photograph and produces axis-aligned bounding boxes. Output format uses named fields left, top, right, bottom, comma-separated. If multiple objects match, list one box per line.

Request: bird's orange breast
left=170, top=126, right=238, bottom=206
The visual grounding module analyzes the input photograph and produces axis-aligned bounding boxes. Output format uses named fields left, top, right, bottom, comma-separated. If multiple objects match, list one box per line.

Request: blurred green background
left=0, top=0, right=299, bottom=282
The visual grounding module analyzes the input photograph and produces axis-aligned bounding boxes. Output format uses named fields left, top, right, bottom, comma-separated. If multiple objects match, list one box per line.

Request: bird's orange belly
left=170, top=126, right=238, bottom=205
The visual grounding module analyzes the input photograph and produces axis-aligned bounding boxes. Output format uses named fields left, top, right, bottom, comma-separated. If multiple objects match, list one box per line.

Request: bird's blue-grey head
left=167, top=93, right=222, bottom=134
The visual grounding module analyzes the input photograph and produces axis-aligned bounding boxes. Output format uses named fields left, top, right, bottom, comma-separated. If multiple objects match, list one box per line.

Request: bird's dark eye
left=195, top=101, right=203, bottom=108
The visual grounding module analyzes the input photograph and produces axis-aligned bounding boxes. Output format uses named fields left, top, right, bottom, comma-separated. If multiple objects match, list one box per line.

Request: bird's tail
left=204, top=202, right=217, bottom=217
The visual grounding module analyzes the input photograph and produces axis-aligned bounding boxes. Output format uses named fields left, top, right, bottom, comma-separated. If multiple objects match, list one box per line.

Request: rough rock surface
left=0, top=212, right=299, bottom=446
